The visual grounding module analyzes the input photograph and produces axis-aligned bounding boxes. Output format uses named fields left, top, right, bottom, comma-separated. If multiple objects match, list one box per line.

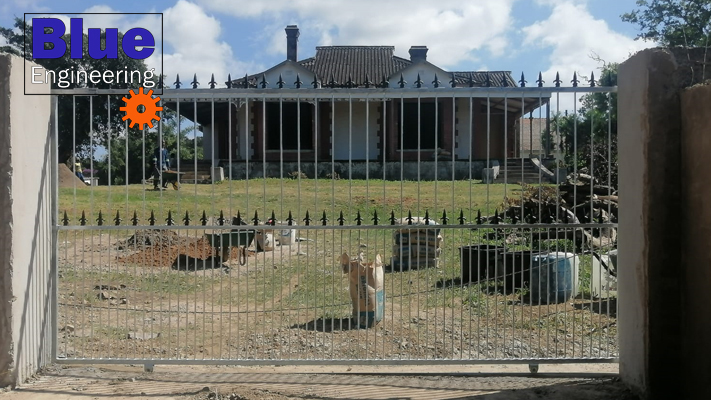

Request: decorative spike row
left=589, top=71, right=596, bottom=87
left=441, top=210, right=449, bottom=225
left=80, top=211, right=87, bottom=226
left=492, top=210, right=499, bottom=224
left=148, top=210, right=156, bottom=226
left=476, top=210, right=482, bottom=225
left=183, top=210, right=191, bottom=226
left=338, top=211, right=345, bottom=226
left=450, top=73, right=457, bottom=88
left=554, top=72, right=561, bottom=87
left=294, top=74, right=302, bottom=88
left=312, top=75, right=319, bottom=89
left=536, top=72, right=544, bottom=88
left=277, top=74, right=285, bottom=88
left=458, top=210, right=466, bottom=225
left=62, top=211, right=69, bottom=226
left=346, top=74, right=355, bottom=88
left=372, top=210, right=379, bottom=225
left=502, top=76, right=509, bottom=87
left=519, top=72, right=526, bottom=87
left=432, top=74, right=440, bottom=88
left=321, top=211, right=328, bottom=226
left=166, top=210, right=175, bottom=226
left=398, top=74, right=406, bottom=88
left=131, top=211, right=139, bottom=226
left=423, top=210, right=430, bottom=224
left=571, top=72, right=579, bottom=87
left=270, top=211, right=276, bottom=226
left=355, top=211, right=363, bottom=225
left=209, top=74, right=217, bottom=89
left=414, top=73, right=423, bottom=88
left=286, top=211, right=294, bottom=226
left=252, top=210, right=259, bottom=225
left=485, top=73, right=491, bottom=87
left=468, top=74, right=474, bottom=88
left=226, top=74, right=232, bottom=88
left=303, top=210, right=311, bottom=226
left=260, top=74, right=268, bottom=89
left=328, top=74, right=337, bottom=88
left=191, top=74, right=199, bottom=89
left=511, top=212, right=518, bottom=224
left=380, top=75, right=389, bottom=88
left=243, top=74, right=249, bottom=88
left=217, top=210, right=226, bottom=225
left=201, top=210, right=208, bottom=226
left=174, top=74, right=181, bottom=89
left=96, top=210, right=104, bottom=226
left=406, top=211, right=413, bottom=225
left=389, top=210, right=396, bottom=225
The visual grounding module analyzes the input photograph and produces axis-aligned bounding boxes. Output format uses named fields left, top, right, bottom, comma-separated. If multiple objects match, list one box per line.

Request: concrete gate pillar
left=0, top=54, right=55, bottom=388
left=619, top=48, right=711, bottom=399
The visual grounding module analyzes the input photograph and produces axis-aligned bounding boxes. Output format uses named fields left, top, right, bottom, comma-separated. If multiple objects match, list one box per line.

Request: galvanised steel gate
left=53, top=75, right=618, bottom=371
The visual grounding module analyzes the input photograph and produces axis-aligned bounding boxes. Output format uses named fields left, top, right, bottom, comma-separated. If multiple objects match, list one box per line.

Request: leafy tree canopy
left=622, top=0, right=711, bottom=47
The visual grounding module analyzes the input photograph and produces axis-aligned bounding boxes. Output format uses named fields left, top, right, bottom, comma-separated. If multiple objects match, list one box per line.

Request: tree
left=549, top=64, right=618, bottom=188
left=95, top=116, right=203, bottom=185
left=622, top=0, right=711, bottom=47
left=0, top=17, right=156, bottom=163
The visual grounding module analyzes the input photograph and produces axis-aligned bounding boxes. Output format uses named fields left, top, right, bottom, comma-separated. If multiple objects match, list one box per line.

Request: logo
left=24, top=12, right=164, bottom=98
left=32, top=18, right=155, bottom=60
left=120, top=87, right=163, bottom=130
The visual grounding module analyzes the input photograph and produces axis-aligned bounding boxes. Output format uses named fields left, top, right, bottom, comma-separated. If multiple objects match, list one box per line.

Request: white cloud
left=522, top=0, right=653, bottom=86
left=521, top=0, right=655, bottom=112
left=162, top=0, right=258, bottom=88
left=197, top=0, right=517, bottom=68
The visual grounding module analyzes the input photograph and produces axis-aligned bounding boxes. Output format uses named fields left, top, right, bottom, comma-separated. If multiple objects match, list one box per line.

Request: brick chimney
left=285, top=25, right=300, bottom=62
left=409, top=46, right=428, bottom=63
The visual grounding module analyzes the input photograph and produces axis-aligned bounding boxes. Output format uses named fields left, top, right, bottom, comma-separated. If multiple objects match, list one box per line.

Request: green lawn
left=60, top=179, right=527, bottom=226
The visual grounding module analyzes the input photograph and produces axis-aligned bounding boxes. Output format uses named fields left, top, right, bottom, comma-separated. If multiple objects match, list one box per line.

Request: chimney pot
left=409, top=46, right=428, bottom=63
left=285, top=25, right=300, bottom=62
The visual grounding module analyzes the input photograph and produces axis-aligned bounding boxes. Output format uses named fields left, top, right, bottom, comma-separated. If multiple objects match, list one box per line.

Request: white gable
left=388, top=61, right=450, bottom=89
left=261, top=61, right=315, bottom=89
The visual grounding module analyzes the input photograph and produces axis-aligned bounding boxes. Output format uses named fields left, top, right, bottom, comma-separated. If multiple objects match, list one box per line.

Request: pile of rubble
left=497, top=169, right=618, bottom=251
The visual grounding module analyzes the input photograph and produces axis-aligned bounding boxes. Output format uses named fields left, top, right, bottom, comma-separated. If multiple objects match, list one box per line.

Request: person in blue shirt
left=152, top=139, right=169, bottom=190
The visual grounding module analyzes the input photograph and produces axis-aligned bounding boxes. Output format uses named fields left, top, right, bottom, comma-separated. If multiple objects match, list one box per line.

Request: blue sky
left=2, top=0, right=656, bottom=88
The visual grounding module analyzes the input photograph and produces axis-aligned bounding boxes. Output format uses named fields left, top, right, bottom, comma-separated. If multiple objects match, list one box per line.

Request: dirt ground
left=1, top=363, right=637, bottom=400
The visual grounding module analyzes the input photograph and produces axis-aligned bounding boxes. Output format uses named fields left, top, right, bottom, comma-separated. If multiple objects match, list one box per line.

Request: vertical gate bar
left=537, top=92, right=544, bottom=359
left=554, top=90, right=561, bottom=358
left=382, top=98, right=388, bottom=359
left=606, top=90, right=613, bottom=358
left=226, top=95, right=232, bottom=360
left=51, top=95, right=59, bottom=361
left=398, top=94, right=405, bottom=360
left=589, top=95, right=596, bottom=358
left=175, top=95, right=182, bottom=360
left=572, top=90, right=578, bottom=358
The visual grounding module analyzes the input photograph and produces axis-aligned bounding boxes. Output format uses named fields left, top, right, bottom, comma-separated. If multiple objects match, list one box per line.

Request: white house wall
left=202, top=125, right=218, bottom=162
left=332, top=101, right=379, bottom=160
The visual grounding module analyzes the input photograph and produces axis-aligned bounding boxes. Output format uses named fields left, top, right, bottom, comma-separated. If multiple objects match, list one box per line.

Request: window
left=266, top=102, right=314, bottom=150
left=398, top=101, right=443, bottom=150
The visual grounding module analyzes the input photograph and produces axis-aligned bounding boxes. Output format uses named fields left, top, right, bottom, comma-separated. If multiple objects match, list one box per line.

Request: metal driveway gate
left=53, top=76, right=618, bottom=370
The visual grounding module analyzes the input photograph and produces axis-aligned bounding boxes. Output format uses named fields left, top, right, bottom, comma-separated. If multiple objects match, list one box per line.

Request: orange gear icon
left=120, top=87, right=163, bottom=130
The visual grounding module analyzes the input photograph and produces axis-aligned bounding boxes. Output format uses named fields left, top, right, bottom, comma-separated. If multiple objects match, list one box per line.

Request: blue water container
left=530, top=252, right=580, bottom=304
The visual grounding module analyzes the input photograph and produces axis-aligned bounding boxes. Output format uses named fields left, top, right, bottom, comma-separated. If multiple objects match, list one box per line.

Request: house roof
left=232, top=46, right=519, bottom=88
left=300, top=46, right=411, bottom=86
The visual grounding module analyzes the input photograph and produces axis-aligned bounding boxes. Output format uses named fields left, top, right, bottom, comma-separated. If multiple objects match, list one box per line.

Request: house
left=167, top=25, right=549, bottom=180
